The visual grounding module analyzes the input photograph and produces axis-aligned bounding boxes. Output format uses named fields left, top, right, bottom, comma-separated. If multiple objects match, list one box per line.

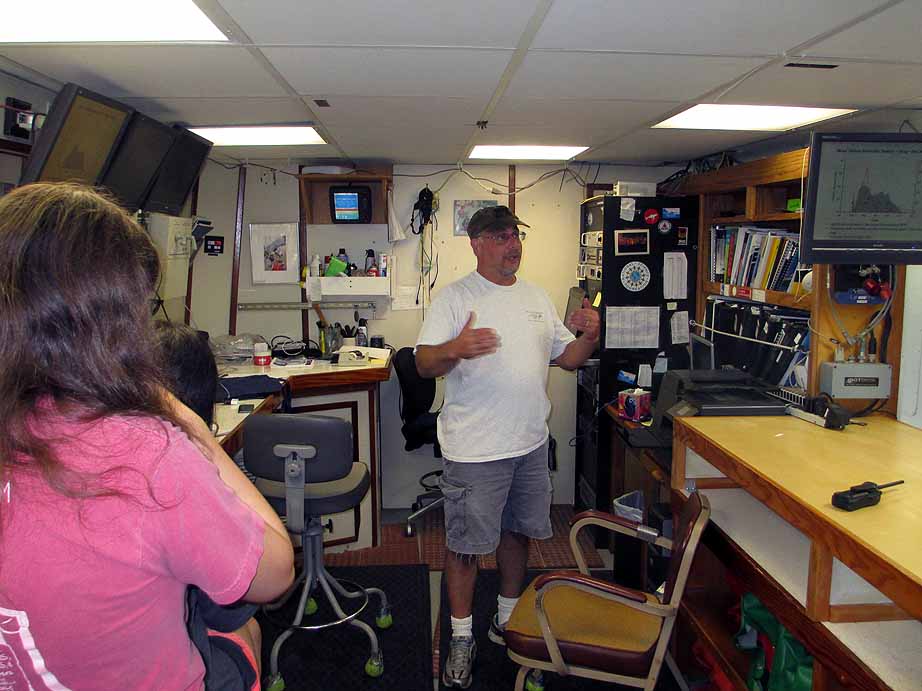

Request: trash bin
left=612, top=490, right=644, bottom=523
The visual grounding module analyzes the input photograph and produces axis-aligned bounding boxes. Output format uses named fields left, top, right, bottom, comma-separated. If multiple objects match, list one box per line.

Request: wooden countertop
left=674, top=413, right=922, bottom=621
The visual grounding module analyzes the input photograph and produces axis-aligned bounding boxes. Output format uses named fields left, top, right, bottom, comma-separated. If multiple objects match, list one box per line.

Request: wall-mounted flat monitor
left=329, top=185, right=372, bottom=224
left=802, top=132, right=922, bottom=264
left=20, top=83, right=133, bottom=185
left=144, top=126, right=212, bottom=217
left=97, top=112, right=176, bottom=212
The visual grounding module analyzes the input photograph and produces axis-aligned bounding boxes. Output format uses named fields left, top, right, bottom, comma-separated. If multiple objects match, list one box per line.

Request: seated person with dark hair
left=155, top=321, right=263, bottom=691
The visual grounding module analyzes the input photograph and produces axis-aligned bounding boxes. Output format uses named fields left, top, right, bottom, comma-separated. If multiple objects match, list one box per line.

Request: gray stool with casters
left=243, top=413, right=392, bottom=690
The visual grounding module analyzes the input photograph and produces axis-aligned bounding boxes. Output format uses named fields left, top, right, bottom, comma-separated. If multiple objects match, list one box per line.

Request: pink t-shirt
left=0, top=410, right=265, bottom=690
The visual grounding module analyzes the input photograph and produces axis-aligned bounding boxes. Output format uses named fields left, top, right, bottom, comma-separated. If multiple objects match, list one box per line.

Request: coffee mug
left=370, top=335, right=385, bottom=349
left=342, top=337, right=357, bottom=347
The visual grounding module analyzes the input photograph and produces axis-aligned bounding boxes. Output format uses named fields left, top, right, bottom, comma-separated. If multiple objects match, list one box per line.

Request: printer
left=626, top=368, right=787, bottom=448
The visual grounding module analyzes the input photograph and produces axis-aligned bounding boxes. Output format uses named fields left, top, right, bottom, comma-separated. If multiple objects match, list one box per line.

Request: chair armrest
left=568, top=511, right=673, bottom=575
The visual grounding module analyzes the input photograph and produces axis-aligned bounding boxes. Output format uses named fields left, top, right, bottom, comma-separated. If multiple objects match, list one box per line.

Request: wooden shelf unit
left=298, top=166, right=392, bottom=225
left=702, top=280, right=810, bottom=311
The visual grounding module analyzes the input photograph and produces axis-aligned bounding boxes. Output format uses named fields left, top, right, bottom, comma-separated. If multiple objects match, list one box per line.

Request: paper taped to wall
left=605, top=306, right=659, bottom=349
left=663, top=252, right=687, bottom=300
left=670, top=311, right=690, bottom=345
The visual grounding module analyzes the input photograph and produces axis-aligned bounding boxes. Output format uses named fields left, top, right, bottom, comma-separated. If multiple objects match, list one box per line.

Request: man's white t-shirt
left=416, top=271, right=574, bottom=462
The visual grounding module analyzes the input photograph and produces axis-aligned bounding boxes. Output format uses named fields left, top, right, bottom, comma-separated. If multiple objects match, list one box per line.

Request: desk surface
left=675, top=413, right=922, bottom=620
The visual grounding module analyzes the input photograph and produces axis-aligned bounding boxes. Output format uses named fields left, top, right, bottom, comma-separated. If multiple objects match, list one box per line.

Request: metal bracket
left=635, top=524, right=660, bottom=543
left=685, top=478, right=697, bottom=493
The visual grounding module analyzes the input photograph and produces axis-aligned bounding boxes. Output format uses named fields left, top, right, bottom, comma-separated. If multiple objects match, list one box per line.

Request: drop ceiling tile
left=532, top=0, right=881, bottom=55
left=0, top=46, right=286, bottom=98
left=326, top=123, right=470, bottom=163
left=262, top=47, right=512, bottom=98
left=505, top=52, right=766, bottom=101
left=720, top=61, right=922, bottom=108
left=311, top=96, right=484, bottom=127
left=801, top=2, right=922, bottom=63
left=219, top=0, right=539, bottom=47
left=578, top=128, right=769, bottom=164
left=119, top=97, right=312, bottom=126
left=491, top=98, right=680, bottom=133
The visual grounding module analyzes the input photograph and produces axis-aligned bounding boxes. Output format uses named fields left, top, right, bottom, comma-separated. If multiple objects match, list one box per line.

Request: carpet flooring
left=326, top=505, right=605, bottom=571
left=257, top=564, right=432, bottom=691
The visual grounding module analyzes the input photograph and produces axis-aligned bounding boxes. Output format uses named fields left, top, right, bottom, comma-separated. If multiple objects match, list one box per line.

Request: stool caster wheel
left=265, top=674, right=286, bottom=691
left=405, top=523, right=416, bottom=538
left=304, top=597, right=318, bottom=615
left=524, top=669, right=544, bottom=691
left=376, top=606, right=393, bottom=629
left=365, top=652, right=384, bottom=677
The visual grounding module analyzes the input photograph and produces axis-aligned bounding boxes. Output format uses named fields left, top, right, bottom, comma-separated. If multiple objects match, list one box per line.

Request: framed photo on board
left=453, top=199, right=497, bottom=236
left=249, top=223, right=300, bottom=284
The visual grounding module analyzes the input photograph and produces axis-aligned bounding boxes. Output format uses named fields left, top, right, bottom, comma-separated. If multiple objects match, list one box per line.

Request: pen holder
left=342, top=337, right=357, bottom=347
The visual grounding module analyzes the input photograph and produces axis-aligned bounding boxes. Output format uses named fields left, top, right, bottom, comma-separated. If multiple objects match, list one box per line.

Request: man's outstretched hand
left=452, top=311, right=500, bottom=359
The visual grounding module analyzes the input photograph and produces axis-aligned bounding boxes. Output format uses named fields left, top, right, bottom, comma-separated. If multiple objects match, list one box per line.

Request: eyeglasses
left=477, top=230, right=526, bottom=245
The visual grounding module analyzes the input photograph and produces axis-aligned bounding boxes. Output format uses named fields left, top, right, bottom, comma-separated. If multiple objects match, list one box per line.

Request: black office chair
left=243, top=413, right=392, bottom=689
left=393, top=347, right=443, bottom=537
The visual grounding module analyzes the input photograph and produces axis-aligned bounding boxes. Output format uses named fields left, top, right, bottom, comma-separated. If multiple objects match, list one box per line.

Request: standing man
left=415, top=205, right=600, bottom=688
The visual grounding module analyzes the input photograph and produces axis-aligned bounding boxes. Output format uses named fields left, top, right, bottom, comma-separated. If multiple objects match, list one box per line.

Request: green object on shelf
left=738, top=593, right=813, bottom=691
left=786, top=198, right=802, bottom=212
left=324, top=256, right=347, bottom=276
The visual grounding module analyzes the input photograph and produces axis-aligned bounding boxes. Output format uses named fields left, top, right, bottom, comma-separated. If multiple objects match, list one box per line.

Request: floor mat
left=257, top=564, right=431, bottom=691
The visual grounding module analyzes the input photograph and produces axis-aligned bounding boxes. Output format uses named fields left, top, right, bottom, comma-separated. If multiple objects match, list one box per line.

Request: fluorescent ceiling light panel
left=190, top=126, right=326, bottom=146
left=652, top=104, right=855, bottom=131
left=0, top=0, right=227, bottom=42
left=469, top=145, right=588, bottom=160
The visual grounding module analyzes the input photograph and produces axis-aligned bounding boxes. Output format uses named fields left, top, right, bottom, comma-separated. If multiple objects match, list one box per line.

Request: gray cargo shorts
left=440, top=440, right=553, bottom=555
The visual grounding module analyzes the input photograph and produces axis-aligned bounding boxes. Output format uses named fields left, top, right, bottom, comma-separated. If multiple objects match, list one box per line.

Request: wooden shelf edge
left=680, top=592, right=751, bottom=689
left=705, top=212, right=802, bottom=225
left=702, top=280, right=811, bottom=311
left=678, top=148, right=809, bottom=194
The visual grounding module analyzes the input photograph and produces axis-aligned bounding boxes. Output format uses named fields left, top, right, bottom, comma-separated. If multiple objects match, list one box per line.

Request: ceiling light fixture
left=189, top=126, right=326, bottom=146
left=0, top=0, right=228, bottom=42
left=469, top=145, right=588, bottom=160
left=652, top=104, right=855, bottom=131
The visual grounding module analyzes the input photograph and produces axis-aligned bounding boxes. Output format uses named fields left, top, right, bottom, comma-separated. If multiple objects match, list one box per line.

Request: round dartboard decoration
left=620, top=261, right=651, bottom=292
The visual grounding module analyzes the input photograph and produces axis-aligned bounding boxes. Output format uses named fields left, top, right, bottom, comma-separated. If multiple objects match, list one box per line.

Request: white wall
left=192, top=161, right=676, bottom=507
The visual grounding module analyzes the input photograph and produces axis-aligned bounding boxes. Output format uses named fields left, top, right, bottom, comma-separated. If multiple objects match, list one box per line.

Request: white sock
left=497, top=595, right=519, bottom=626
left=450, top=615, right=473, bottom=639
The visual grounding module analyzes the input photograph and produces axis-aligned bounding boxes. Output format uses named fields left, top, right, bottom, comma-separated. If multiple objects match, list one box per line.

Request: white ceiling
left=1, top=0, right=921, bottom=165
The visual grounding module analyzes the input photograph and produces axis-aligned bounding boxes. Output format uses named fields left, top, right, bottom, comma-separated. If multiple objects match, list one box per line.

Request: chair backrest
left=393, top=347, right=441, bottom=455
left=662, top=491, right=711, bottom=606
left=393, top=347, right=436, bottom=423
left=242, top=413, right=353, bottom=484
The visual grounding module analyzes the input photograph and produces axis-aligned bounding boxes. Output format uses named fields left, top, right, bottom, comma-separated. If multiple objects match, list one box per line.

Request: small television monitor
left=802, top=132, right=922, bottom=264
left=329, top=185, right=372, bottom=224
left=97, top=112, right=176, bottom=212
left=144, top=126, right=212, bottom=216
left=20, top=83, right=133, bottom=185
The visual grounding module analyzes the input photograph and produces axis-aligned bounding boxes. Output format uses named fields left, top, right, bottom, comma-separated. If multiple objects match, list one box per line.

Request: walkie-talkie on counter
left=832, top=480, right=904, bottom=511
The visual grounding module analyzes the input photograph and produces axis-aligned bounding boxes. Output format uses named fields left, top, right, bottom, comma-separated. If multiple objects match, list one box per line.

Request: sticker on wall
left=205, top=236, right=224, bottom=256
left=620, top=197, right=635, bottom=221
left=662, top=207, right=681, bottom=220
left=620, top=261, right=651, bottom=292
left=677, top=226, right=689, bottom=246
left=614, top=229, right=650, bottom=256
left=657, top=220, right=673, bottom=234
left=643, top=208, right=660, bottom=225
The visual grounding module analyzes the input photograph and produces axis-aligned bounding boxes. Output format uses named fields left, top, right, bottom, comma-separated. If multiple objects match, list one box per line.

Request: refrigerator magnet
left=677, top=226, right=689, bottom=245
left=657, top=220, right=673, bottom=234
left=615, top=229, right=650, bottom=256
left=643, top=208, right=660, bottom=224
left=663, top=207, right=681, bottom=219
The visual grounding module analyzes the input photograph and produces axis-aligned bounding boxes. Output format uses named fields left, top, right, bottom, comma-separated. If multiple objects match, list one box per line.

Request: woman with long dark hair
left=0, top=183, right=294, bottom=689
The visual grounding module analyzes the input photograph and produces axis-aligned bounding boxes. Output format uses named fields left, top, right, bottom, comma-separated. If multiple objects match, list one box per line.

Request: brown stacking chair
left=504, top=492, right=710, bottom=691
